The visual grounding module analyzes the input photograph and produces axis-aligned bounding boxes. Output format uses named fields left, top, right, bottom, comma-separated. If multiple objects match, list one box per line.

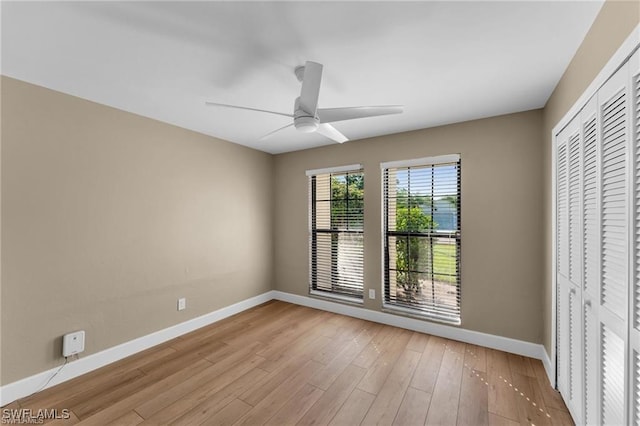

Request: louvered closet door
left=629, top=49, right=640, bottom=426
left=581, top=95, right=601, bottom=426
left=556, top=39, right=637, bottom=426
left=557, top=124, right=571, bottom=403
left=558, top=117, right=583, bottom=422
left=598, top=60, right=629, bottom=426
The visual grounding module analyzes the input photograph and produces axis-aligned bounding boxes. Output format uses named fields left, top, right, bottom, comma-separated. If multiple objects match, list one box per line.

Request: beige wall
left=541, top=0, right=640, bottom=355
left=1, top=77, right=274, bottom=384
left=274, top=110, right=544, bottom=344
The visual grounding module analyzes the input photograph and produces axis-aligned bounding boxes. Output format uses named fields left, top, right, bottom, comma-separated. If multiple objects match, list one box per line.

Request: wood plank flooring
left=10, top=301, right=573, bottom=425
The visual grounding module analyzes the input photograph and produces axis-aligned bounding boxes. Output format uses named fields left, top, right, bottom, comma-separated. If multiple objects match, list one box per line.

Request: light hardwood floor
left=10, top=301, right=573, bottom=425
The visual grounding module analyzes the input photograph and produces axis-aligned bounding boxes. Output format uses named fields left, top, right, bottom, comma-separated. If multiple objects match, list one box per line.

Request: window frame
left=380, top=154, right=461, bottom=325
left=307, top=164, right=364, bottom=303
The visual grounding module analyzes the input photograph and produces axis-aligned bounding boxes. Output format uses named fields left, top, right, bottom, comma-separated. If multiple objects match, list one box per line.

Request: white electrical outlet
left=369, top=289, right=376, bottom=299
left=177, top=297, right=186, bottom=311
left=62, top=330, right=85, bottom=357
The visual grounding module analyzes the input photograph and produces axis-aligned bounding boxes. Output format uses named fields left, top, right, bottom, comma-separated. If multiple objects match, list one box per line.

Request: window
left=382, top=154, right=461, bottom=324
left=308, top=165, right=364, bottom=301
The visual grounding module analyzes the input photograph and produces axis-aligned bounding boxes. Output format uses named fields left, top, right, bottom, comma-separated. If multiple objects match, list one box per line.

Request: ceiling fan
left=205, top=61, right=403, bottom=143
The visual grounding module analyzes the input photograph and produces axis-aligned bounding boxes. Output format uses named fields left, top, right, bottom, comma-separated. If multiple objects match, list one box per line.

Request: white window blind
left=308, top=165, right=364, bottom=300
left=382, top=155, right=461, bottom=324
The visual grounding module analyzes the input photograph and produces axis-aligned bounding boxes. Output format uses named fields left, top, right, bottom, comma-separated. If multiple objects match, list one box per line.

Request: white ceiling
left=2, top=1, right=604, bottom=154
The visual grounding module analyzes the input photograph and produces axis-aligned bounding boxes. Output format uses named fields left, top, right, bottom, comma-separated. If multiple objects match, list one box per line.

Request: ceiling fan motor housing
left=293, top=97, right=319, bottom=133
left=294, top=116, right=319, bottom=133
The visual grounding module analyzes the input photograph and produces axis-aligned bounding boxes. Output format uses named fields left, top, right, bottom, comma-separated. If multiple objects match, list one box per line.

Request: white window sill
left=382, top=303, right=461, bottom=326
left=309, top=290, right=364, bottom=306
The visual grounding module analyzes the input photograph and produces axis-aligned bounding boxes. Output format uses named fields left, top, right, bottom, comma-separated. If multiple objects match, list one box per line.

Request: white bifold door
left=556, top=49, right=639, bottom=425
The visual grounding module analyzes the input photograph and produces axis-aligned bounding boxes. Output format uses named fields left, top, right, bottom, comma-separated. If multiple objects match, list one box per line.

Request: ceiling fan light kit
left=206, top=61, right=403, bottom=144
left=294, top=116, right=319, bottom=133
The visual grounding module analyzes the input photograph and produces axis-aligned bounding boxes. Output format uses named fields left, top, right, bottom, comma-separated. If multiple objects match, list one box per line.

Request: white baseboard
left=541, top=347, right=555, bottom=388
left=0, top=290, right=276, bottom=406
left=1, top=289, right=552, bottom=406
left=273, top=291, right=547, bottom=361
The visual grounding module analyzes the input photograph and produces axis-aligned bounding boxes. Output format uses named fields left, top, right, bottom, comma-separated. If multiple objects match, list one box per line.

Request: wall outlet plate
left=177, top=297, right=186, bottom=311
left=369, top=289, right=376, bottom=299
left=62, top=330, right=85, bottom=357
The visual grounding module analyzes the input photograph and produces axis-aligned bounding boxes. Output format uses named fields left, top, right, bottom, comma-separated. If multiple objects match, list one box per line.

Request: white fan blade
left=316, top=123, right=348, bottom=143
left=205, top=102, right=293, bottom=118
left=318, top=105, right=403, bottom=123
left=299, top=61, right=323, bottom=115
left=259, top=123, right=295, bottom=140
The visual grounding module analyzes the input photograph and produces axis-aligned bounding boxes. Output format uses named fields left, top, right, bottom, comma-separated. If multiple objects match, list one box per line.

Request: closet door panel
left=569, top=128, right=583, bottom=288
left=584, top=300, right=599, bottom=425
left=568, top=117, right=584, bottom=422
left=568, top=287, right=583, bottom=416
left=582, top=96, right=600, bottom=303
left=582, top=95, right=601, bottom=425
left=601, top=321, right=626, bottom=426
left=557, top=121, right=571, bottom=400
left=557, top=116, right=584, bottom=422
left=598, top=61, right=629, bottom=426
left=629, top=48, right=640, bottom=426
left=599, top=66, right=629, bottom=323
